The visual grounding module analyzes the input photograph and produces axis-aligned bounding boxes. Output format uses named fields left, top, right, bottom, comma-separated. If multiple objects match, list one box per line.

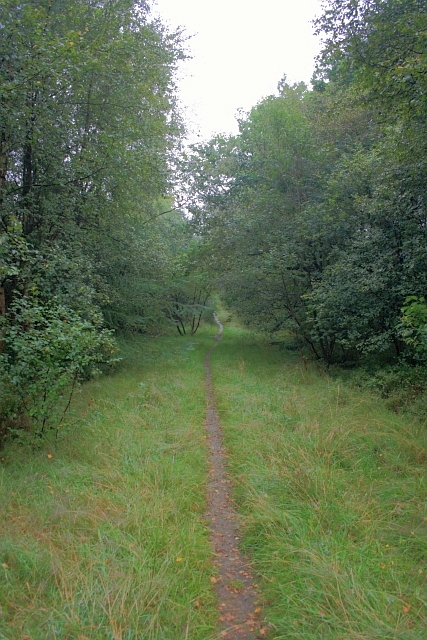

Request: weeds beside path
left=1, top=323, right=427, bottom=639
left=210, top=324, right=427, bottom=639
left=0, top=330, right=218, bottom=640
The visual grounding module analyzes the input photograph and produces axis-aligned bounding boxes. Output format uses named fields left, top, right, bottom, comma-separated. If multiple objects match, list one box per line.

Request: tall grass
left=2, top=320, right=427, bottom=639
left=211, top=323, right=427, bottom=639
left=0, top=329, right=218, bottom=640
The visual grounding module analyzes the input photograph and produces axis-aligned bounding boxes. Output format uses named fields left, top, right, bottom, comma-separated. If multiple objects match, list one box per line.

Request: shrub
left=352, top=363, right=427, bottom=417
left=0, top=296, right=118, bottom=442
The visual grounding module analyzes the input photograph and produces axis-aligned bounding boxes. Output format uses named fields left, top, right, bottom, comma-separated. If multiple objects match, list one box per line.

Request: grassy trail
left=211, top=323, right=427, bottom=639
left=0, top=329, right=218, bottom=640
left=203, top=316, right=262, bottom=639
left=1, top=321, right=427, bottom=639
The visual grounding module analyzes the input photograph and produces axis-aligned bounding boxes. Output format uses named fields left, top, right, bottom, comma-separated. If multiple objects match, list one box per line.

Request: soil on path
left=204, top=316, right=265, bottom=640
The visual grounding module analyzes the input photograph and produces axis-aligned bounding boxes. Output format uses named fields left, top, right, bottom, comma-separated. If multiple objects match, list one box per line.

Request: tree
left=187, top=81, right=353, bottom=360
left=315, top=0, right=427, bottom=125
left=0, top=0, right=186, bottom=440
left=187, top=14, right=427, bottom=366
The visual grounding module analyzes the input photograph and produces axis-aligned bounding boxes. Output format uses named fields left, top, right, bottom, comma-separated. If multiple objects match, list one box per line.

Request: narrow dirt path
left=204, top=316, right=264, bottom=640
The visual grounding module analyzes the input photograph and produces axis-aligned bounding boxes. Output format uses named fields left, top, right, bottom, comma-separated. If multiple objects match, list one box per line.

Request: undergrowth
left=349, top=364, right=427, bottom=420
left=211, top=321, right=427, bottom=639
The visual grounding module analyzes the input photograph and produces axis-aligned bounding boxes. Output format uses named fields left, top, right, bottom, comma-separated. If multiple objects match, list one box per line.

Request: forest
left=1, top=0, right=427, bottom=436
left=1, top=2, right=427, bottom=638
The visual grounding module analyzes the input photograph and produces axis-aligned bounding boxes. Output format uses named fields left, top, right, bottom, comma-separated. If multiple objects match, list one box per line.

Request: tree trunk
left=0, top=124, right=8, bottom=220
left=22, top=90, right=38, bottom=236
left=0, top=286, right=5, bottom=354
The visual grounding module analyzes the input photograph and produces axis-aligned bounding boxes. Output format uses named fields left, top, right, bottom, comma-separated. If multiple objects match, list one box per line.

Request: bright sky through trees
left=153, top=0, right=323, bottom=141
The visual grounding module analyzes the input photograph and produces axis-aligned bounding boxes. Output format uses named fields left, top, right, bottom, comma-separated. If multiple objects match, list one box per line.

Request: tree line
left=0, top=0, right=211, bottom=441
left=186, top=0, right=427, bottom=381
left=2, top=0, right=427, bottom=442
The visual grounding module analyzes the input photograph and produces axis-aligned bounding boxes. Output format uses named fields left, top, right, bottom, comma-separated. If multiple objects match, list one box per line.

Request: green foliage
left=398, top=296, right=427, bottom=359
left=0, top=296, right=117, bottom=440
left=0, top=0, right=189, bottom=444
left=349, top=361, right=427, bottom=419
left=187, top=80, right=365, bottom=361
left=186, top=1, right=427, bottom=375
left=162, top=238, right=215, bottom=336
left=0, top=0, right=185, bottom=309
left=315, top=0, right=427, bottom=125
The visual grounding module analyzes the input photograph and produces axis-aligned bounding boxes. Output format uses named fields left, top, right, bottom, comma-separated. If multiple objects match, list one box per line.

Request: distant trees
left=186, top=0, right=427, bottom=368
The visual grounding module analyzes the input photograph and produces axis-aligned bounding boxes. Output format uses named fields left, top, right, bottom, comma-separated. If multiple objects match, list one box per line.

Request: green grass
left=2, top=320, right=427, bottom=639
left=210, top=323, right=427, bottom=639
left=0, top=327, right=219, bottom=640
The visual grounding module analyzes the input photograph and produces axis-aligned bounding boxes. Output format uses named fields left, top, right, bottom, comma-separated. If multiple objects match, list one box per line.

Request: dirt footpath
left=204, top=316, right=266, bottom=639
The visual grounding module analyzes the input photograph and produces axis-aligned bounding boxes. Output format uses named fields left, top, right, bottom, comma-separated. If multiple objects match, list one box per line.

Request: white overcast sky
left=152, top=0, right=324, bottom=142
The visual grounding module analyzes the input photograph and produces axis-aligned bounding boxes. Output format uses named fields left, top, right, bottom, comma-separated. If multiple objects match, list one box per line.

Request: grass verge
left=0, top=327, right=218, bottom=640
left=211, top=323, right=427, bottom=639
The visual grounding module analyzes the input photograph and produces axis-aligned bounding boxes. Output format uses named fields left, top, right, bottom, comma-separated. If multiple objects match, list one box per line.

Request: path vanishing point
left=204, top=315, right=264, bottom=639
